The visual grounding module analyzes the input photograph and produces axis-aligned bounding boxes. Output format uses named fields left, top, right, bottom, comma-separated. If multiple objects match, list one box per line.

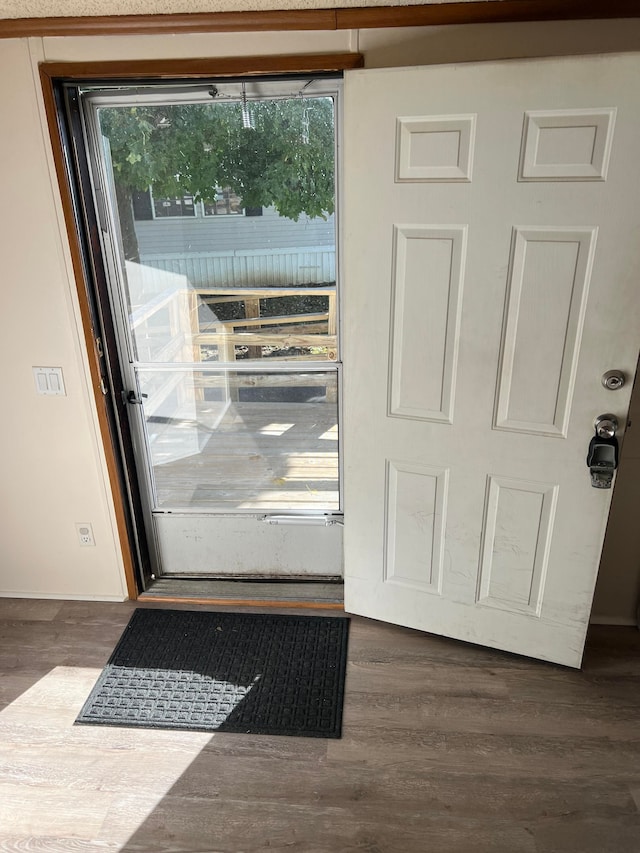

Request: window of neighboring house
left=202, top=187, right=243, bottom=216
left=131, top=187, right=262, bottom=220
left=153, top=194, right=196, bottom=218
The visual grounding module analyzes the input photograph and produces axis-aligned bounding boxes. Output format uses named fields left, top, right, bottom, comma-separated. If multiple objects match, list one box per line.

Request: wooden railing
left=193, top=286, right=337, bottom=362
left=130, top=284, right=338, bottom=409
left=131, top=284, right=336, bottom=361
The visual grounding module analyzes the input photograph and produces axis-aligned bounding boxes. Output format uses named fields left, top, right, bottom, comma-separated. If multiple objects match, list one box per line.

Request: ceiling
left=0, top=0, right=488, bottom=20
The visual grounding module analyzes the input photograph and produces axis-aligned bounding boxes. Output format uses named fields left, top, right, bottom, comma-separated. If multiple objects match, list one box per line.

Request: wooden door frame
left=39, top=54, right=362, bottom=600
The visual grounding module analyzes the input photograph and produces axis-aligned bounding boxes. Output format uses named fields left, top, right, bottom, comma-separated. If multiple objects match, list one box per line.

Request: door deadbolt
left=601, top=370, right=626, bottom=391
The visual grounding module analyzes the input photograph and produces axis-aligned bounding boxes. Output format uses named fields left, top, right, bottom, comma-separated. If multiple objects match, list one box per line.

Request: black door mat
left=75, top=608, right=349, bottom=738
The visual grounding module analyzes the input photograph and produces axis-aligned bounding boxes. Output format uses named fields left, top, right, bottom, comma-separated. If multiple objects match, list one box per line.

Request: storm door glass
left=84, top=77, right=342, bottom=576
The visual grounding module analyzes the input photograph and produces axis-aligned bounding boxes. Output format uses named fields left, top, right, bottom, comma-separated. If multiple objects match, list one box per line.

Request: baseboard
left=0, top=591, right=128, bottom=602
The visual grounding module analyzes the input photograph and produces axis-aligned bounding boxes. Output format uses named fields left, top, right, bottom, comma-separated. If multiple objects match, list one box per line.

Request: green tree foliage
left=100, top=96, right=335, bottom=222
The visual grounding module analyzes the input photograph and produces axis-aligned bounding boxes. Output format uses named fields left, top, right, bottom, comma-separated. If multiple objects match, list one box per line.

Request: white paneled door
left=342, top=55, right=640, bottom=667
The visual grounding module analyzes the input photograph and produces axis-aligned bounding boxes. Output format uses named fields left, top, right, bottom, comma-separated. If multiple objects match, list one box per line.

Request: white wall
left=0, top=39, right=126, bottom=599
left=2, top=18, right=640, bottom=615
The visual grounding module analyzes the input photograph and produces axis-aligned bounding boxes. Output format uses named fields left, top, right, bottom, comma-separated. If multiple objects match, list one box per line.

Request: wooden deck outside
left=149, top=399, right=339, bottom=511
left=131, top=283, right=340, bottom=511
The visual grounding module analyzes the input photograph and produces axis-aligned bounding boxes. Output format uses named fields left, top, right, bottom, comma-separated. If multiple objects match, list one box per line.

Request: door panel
left=495, top=227, right=596, bottom=437
left=343, top=55, right=640, bottom=666
left=389, top=225, right=466, bottom=423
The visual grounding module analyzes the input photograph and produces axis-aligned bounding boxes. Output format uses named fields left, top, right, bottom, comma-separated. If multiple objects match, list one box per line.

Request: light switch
left=36, top=372, right=49, bottom=394
left=33, top=367, right=66, bottom=396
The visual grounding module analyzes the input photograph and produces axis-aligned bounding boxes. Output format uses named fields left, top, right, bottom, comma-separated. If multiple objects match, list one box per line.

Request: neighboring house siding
left=140, top=247, right=336, bottom=288
left=134, top=206, right=335, bottom=254
left=134, top=206, right=336, bottom=287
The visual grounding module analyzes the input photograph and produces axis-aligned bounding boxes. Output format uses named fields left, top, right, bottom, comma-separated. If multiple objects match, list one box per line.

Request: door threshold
left=137, top=577, right=344, bottom=610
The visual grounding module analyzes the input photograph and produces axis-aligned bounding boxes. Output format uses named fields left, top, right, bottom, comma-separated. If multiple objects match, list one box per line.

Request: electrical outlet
left=75, top=523, right=95, bottom=547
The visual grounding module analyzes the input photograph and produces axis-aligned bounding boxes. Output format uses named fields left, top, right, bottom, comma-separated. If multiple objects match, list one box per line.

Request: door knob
left=594, top=414, right=618, bottom=439
left=587, top=414, right=619, bottom=488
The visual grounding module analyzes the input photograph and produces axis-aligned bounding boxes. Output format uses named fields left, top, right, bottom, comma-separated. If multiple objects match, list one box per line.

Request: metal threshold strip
left=137, top=577, right=345, bottom=610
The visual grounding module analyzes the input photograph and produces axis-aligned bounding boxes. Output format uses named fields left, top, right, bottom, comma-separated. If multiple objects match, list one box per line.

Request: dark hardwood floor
left=0, top=597, right=639, bottom=852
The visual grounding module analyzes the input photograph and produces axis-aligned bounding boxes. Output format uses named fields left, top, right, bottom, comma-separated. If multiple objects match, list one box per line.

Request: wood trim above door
left=0, top=9, right=337, bottom=38
left=39, top=52, right=363, bottom=83
left=2, top=1, right=639, bottom=39
left=335, top=0, right=640, bottom=29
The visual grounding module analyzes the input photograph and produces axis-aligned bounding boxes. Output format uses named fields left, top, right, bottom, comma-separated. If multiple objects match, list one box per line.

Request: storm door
left=81, top=77, right=342, bottom=579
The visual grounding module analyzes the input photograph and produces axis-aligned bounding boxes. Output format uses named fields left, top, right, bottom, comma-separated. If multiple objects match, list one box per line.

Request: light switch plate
left=33, top=367, right=66, bottom=396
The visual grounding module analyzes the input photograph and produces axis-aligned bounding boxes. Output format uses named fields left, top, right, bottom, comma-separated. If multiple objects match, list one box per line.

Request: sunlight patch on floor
left=259, top=422, right=295, bottom=436
left=319, top=424, right=338, bottom=440
left=0, top=666, right=212, bottom=848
